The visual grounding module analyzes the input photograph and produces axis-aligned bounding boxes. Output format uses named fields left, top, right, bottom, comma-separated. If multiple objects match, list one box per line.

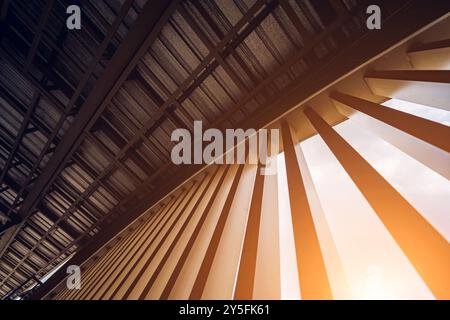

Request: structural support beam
left=2, top=175, right=81, bottom=240
left=295, top=144, right=349, bottom=299
left=0, top=92, right=40, bottom=187
left=138, top=167, right=223, bottom=300
left=365, top=70, right=450, bottom=111
left=304, top=106, right=450, bottom=300
left=337, top=109, right=450, bottom=180
left=11, top=0, right=177, bottom=223
left=0, top=212, right=20, bottom=236
left=189, top=165, right=245, bottom=299
left=160, top=165, right=237, bottom=299
left=408, top=39, right=450, bottom=69
left=330, top=91, right=450, bottom=152
left=122, top=173, right=210, bottom=300
left=281, top=121, right=332, bottom=300
left=234, top=168, right=264, bottom=300
left=11, top=0, right=179, bottom=298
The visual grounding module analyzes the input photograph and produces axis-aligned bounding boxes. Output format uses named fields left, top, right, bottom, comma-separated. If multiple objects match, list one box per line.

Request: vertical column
left=234, top=167, right=265, bottom=299
left=163, top=165, right=239, bottom=299
left=281, top=121, right=332, bottom=300
left=304, top=106, right=450, bottom=299
left=189, top=165, right=245, bottom=299
left=139, top=167, right=224, bottom=299
left=295, top=144, right=349, bottom=299
left=201, top=164, right=257, bottom=299
left=253, top=166, right=281, bottom=299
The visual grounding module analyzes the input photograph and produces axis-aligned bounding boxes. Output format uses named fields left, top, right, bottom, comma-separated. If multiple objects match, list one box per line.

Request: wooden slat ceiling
left=0, top=0, right=414, bottom=299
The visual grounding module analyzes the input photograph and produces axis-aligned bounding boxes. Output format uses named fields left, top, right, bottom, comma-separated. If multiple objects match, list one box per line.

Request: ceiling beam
left=2, top=174, right=81, bottom=240
left=0, top=0, right=179, bottom=256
